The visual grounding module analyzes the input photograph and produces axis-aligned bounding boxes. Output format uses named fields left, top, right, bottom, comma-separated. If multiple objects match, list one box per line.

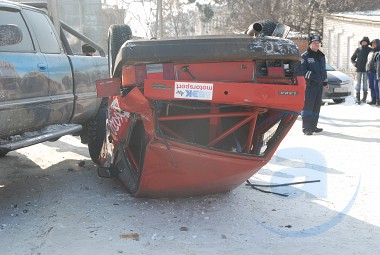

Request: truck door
left=0, top=7, right=51, bottom=137
left=22, top=8, right=74, bottom=125
left=68, top=55, right=105, bottom=123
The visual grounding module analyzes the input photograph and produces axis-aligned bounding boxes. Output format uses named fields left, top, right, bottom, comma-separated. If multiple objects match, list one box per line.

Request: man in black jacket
left=351, top=36, right=371, bottom=104
left=301, top=35, right=327, bottom=135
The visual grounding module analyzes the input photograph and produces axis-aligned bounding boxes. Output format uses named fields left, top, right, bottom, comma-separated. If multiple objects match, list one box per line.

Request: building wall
left=323, top=15, right=380, bottom=74
left=290, top=38, right=309, bottom=54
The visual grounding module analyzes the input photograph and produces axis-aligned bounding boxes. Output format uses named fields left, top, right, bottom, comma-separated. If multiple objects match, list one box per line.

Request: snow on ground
left=0, top=95, right=379, bottom=255
left=253, top=96, right=380, bottom=238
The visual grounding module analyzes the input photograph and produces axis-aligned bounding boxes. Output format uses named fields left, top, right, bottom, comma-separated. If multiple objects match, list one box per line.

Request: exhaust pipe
left=245, top=21, right=290, bottom=38
left=246, top=22, right=263, bottom=36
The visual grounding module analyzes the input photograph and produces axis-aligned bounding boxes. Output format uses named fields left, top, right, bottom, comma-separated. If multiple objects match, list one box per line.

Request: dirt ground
left=1, top=99, right=379, bottom=255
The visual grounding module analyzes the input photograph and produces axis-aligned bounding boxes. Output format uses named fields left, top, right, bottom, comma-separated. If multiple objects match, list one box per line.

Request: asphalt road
left=1, top=100, right=379, bottom=255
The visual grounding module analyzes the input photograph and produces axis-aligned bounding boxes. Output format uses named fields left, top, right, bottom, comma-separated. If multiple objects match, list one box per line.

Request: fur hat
left=309, top=35, right=321, bottom=45
left=370, top=39, right=380, bottom=47
left=360, top=36, right=370, bottom=44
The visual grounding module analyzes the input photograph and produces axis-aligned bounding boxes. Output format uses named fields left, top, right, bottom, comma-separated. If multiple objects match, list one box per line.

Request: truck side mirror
left=0, top=24, right=23, bottom=46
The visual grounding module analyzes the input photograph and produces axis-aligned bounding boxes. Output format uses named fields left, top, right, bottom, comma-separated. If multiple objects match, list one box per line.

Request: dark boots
left=356, top=92, right=361, bottom=104
left=376, top=100, right=380, bottom=106
left=368, top=99, right=376, bottom=105
left=361, top=92, right=367, bottom=103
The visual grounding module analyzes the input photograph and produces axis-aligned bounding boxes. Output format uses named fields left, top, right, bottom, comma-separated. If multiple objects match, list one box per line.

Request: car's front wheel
left=333, top=99, right=345, bottom=104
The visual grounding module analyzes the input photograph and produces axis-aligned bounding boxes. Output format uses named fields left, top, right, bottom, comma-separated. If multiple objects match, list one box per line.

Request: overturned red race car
left=94, top=22, right=305, bottom=198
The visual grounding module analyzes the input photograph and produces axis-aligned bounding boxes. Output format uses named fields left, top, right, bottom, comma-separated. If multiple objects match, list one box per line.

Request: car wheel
left=0, top=149, right=9, bottom=157
left=333, top=99, right=345, bottom=104
left=87, top=106, right=107, bottom=164
left=108, top=24, right=132, bottom=77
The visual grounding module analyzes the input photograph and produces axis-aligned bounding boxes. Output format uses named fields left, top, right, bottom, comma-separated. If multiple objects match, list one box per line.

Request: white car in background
left=323, top=63, right=354, bottom=104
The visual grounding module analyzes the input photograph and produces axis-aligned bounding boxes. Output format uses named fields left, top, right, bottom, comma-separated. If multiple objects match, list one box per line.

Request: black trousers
left=301, top=83, right=323, bottom=131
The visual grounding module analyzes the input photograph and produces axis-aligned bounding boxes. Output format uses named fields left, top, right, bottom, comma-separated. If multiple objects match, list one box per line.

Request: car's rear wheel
left=108, top=24, right=132, bottom=77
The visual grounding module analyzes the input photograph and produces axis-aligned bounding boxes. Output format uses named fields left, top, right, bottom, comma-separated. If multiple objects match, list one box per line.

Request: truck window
left=0, top=10, right=34, bottom=52
left=23, top=9, right=61, bottom=54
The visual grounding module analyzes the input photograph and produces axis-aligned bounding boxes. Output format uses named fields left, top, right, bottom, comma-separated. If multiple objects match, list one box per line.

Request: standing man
left=351, top=36, right=371, bottom=104
left=301, top=35, right=327, bottom=136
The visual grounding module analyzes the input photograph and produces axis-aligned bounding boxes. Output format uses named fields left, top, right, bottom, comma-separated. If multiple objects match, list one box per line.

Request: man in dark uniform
left=301, top=35, right=328, bottom=135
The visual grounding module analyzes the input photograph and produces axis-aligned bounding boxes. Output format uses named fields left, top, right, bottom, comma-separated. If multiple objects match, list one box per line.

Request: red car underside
left=97, top=61, right=305, bottom=198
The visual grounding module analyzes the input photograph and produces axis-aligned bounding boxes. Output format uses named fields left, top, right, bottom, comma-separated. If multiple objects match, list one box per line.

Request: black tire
left=87, top=106, right=107, bottom=164
left=0, top=149, right=9, bottom=157
left=333, top=99, right=345, bottom=104
left=108, top=24, right=132, bottom=77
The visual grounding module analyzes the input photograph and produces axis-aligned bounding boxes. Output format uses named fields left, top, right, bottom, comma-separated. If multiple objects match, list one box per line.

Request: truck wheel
left=108, top=24, right=132, bottom=77
left=87, top=106, right=107, bottom=164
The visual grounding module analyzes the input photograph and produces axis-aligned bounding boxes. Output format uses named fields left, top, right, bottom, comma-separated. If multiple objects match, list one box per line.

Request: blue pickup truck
left=0, top=1, right=108, bottom=161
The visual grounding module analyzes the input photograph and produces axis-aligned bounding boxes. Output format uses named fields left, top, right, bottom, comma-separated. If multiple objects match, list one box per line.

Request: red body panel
left=174, top=62, right=255, bottom=82
left=144, top=77, right=305, bottom=112
left=135, top=139, right=272, bottom=198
